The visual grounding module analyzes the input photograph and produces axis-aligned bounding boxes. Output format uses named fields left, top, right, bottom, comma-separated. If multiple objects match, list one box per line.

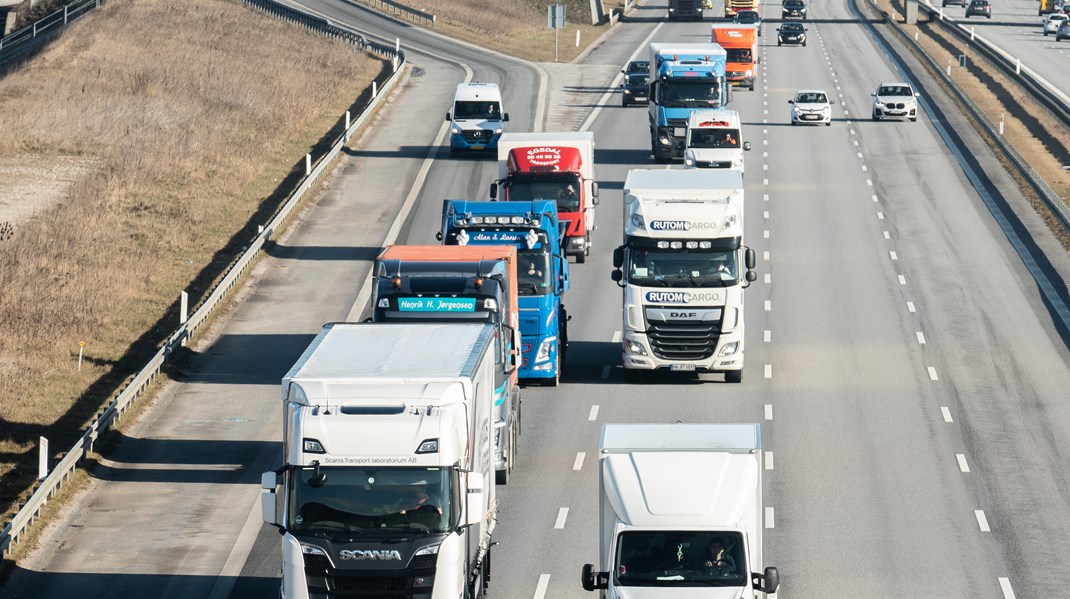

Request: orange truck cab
left=373, top=244, right=521, bottom=484
left=491, top=132, right=599, bottom=263
left=711, top=25, right=759, bottom=91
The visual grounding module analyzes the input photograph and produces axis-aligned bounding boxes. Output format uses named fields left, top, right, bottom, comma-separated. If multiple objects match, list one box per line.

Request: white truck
left=261, top=322, right=498, bottom=599
left=490, top=131, right=599, bottom=262
left=611, top=169, right=756, bottom=382
left=683, top=109, right=751, bottom=172
left=580, top=423, right=780, bottom=598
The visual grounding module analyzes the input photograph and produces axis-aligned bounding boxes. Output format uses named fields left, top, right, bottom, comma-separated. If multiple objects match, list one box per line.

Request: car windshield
left=453, top=100, right=501, bottom=120
left=795, top=92, right=827, bottom=103
left=626, top=246, right=739, bottom=287
left=626, top=61, right=650, bottom=74
left=782, top=23, right=804, bottom=31
left=735, top=11, right=759, bottom=21
left=786, top=1, right=804, bottom=7
left=615, top=531, right=747, bottom=588
left=626, top=74, right=649, bottom=86
left=878, top=86, right=912, bottom=96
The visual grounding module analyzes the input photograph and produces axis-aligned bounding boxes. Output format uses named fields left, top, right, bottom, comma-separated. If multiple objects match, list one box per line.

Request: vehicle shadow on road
left=85, top=433, right=279, bottom=485
left=0, top=567, right=281, bottom=599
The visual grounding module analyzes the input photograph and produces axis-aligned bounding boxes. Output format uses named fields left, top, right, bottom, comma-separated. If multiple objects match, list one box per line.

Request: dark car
left=621, top=73, right=650, bottom=106
left=965, top=0, right=992, bottom=17
left=777, top=22, right=807, bottom=45
left=782, top=0, right=808, bottom=19
left=622, top=60, right=650, bottom=76
left=1058, top=19, right=1070, bottom=40
left=733, top=10, right=763, bottom=36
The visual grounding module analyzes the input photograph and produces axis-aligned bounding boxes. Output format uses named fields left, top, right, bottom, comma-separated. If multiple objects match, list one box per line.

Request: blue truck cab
left=438, top=199, right=570, bottom=386
left=648, top=43, right=730, bottom=162
left=445, top=82, right=509, bottom=156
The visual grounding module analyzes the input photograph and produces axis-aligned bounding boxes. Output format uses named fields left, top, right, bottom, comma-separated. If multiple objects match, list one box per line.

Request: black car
left=965, top=0, right=991, bottom=17
left=782, top=0, right=808, bottom=19
left=621, top=60, right=650, bottom=76
left=733, top=10, right=763, bottom=35
left=777, top=22, right=807, bottom=45
left=621, top=73, right=650, bottom=106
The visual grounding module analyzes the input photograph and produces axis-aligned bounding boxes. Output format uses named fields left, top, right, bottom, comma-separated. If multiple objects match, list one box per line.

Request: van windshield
left=615, top=530, right=747, bottom=588
left=454, top=101, right=502, bottom=120
left=688, top=128, right=741, bottom=149
left=726, top=49, right=752, bottom=63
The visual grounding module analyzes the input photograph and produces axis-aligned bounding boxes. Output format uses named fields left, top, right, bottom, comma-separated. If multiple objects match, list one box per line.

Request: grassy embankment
left=0, top=0, right=383, bottom=521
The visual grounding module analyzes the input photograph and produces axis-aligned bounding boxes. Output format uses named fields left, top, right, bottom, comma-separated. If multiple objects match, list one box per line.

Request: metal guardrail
left=0, top=0, right=407, bottom=557
left=866, top=0, right=1070, bottom=234
left=364, top=0, right=435, bottom=26
left=0, top=0, right=101, bottom=67
left=917, top=1, right=1070, bottom=131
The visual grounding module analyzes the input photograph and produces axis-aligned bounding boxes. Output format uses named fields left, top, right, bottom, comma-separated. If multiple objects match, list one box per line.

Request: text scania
left=645, top=291, right=723, bottom=304
left=648, top=221, right=721, bottom=231
left=339, top=549, right=403, bottom=561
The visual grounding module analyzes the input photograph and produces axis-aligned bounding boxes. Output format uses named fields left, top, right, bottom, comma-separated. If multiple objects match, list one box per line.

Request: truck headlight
left=535, top=338, right=554, bottom=363
left=659, top=135, right=671, bottom=146
left=718, top=342, right=739, bottom=356
left=625, top=339, right=648, bottom=356
left=451, top=127, right=461, bottom=134
left=685, top=157, right=695, bottom=166
left=732, top=157, right=743, bottom=167
left=494, top=128, right=503, bottom=134
left=745, top=69, right=753, bottom=77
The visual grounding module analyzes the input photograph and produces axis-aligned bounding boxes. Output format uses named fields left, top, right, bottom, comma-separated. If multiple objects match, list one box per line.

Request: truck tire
left=725, top=370, right=743, bottom=383
left=576, top=251, right=586, bottom=264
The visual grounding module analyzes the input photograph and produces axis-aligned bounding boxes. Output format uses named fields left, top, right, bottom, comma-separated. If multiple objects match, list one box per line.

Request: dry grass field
left=0, top=0, right=383, bottom=517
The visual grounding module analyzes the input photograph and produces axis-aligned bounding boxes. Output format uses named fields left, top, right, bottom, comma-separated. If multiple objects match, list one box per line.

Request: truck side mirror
left=581, top=564, right=609, bottom=591
left=745, top=270, right=757, bottom=284
left=591, top=181, right=599, bottom=200
left=503, top=113, right=510, bottom=122
left=745, top=247, right=757, bottom=269
left=445, top=112, right=451, bottom=121
left=743, top=141, right=752, bottom=151
left=465, top=472, right=486, bottom=526
left=611, top=270, right=623, bottom=284
left=261, top=471, right=281, bottom=530
left=753, top=566, right=779, bottom=593
left=612, top=247, right=624, bottom=269
left=489, top=182, right=498, bottom=199
left=435, top=231, right=444, bottom=241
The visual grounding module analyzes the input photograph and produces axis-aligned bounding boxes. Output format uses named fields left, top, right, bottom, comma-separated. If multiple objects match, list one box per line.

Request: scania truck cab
left=439, top=199, right=570, bottom=386
left=611, top=169, right=755, bottom=383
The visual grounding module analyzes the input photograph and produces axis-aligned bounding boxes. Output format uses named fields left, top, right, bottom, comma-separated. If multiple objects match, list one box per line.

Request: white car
left=871, top=82, right=919, bottom=121
left=1044, top=13, right=1068, bottom=35
left=789, top=89, right=834, bottom=126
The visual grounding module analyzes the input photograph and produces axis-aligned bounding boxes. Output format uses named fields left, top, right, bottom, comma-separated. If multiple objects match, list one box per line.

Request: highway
left=4, top=0, right=1070, bottom=597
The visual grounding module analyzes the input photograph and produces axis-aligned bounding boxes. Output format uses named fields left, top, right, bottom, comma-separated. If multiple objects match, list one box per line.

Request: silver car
left=1043, top=13, right=1067, bottom=35
left=789, top=89, right=834, bottom=126
left=871, top=82, right=919, bottom=121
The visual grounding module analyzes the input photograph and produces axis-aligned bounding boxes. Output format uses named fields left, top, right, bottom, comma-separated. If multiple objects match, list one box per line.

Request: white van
left=683, top=109, right=751, bottom=172
left=446, top=82, right=509, bottom=156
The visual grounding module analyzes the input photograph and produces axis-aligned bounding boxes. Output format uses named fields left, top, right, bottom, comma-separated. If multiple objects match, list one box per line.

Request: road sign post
left=548, top=4, right=566, bottom=62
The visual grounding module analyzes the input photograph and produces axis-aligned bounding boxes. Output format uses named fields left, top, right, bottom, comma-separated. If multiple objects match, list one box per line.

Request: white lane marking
left=763, top=128, right=769, bottom=135
left=588, top=405, right=599, bottom=421
left=872, top=194, right=879, bottom=202
left=928, top=366, right=939, bottom=381
left=612, top=330, right=621, bottom=343
left=763, top=118, right=768, bottom=124
left=878, top=212, right=885, bottom=219
left=764, top=139, right=769, bottom=145
left=957, top=454, right=970, bottom=473
left=764, top=211, right=770, bottom=219
left=765, top=507, right=775, bottom=528
left=975, top=510, right=991, bottom=532
left=916, top=331, right=926, bottom=344
left=861, top=165, right=868, bottom=172
left=765, top=451, right=774, bottom=470
left=763, top=151, right=769, bottom=158
left=999, top=577, right=1016, bottom=599
left=854, top=139, right=859, bottom=146
left=763, top=178, right=769, bottom=186
left=763, top=251, right=770, bottom=261
left=890, top=251, right=898, bottom=261
left=941, top=406, right=953, bottom=422
left=764, top=404, right=773, bottom=420
left=764, top=300, right=772, bottom=311
left=908, top=301, right=916, bottom=312
left=857, top=152, right=864, bottom=158
left=899, top=275, right=907, bottom=285
left=573, top=452, right=586, bottom=471
left=764, top=330, right=771, bottom=343
left=884, top=231, right=891, bottom=239
left=763, top=99, right=768, bottom=106
left=601, top=365, right=611, bottom=379
left=764, top=364, right=772, bottom=379
left=764, top=273, right=771, bottom=284
left=764, top=109, right=768, bottom=115
left=764, top=193, right=769, bottom=202
left=866, top=179, right=873, bottom=186
left=554, top=507, right=569, bottom=529
left=764, top=230, right=770, bottom=239
left=763, top=164, right=769, bottom=171
left=850, top=128, right=856, bottom=135
left=534, top=574, right=551, bottom=599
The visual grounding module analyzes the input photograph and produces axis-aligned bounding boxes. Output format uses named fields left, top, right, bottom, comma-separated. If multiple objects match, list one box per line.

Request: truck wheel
left=496, top=465, right=509, bottom=485
left=576, top=251, right=586, bottom=264
left=725, top=370, right=743, bottom=383
left=483, top=548, right=492, bottom=589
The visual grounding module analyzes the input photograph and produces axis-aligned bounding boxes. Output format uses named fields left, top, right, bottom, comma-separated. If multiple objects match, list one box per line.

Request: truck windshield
left=726, top=49, right=752, bottom=63
left=660, top=81, right=723, bottom=108
left=688, top=128, right=742, bottom=149
left=288, top=467, right=456, bottom=538
left=453, top=101, right=501, bottom=120
left=517, top=249, right=553, bottom=296
left=615, top=531, right=746, bottom=588
left=505, top=173, right=582, bottom=213
left=626, top=246, right=738, bottom=287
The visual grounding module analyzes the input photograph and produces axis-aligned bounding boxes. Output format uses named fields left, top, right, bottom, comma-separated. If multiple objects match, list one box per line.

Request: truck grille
left=461, top=129, right=491, bottom=142
left=648, top=319, right=720, bottom=361
left=667, top=118, right=689, bottom=130
left=727, top=71, right=746, bottom=78
left=304, top=562, right=436, bottom=599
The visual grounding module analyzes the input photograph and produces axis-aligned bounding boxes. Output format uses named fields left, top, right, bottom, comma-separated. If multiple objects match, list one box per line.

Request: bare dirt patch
left=0, top=156, right=99, bottom=227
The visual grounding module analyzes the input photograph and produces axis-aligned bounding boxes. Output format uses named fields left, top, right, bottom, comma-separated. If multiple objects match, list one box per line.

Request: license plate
left=670, top=364, right=696, bottom=372
left=804, top=115, right=819, bottom=120
left=470, top=145, right=484, bottom=150
left=636, top=96, right=648, bottom=101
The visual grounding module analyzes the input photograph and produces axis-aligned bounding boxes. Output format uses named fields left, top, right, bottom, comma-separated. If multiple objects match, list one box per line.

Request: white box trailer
left=581, top=423, right=779, bottom=597
left=262, top=322, right=498, bottom=599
